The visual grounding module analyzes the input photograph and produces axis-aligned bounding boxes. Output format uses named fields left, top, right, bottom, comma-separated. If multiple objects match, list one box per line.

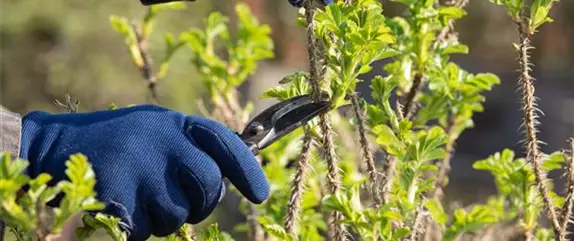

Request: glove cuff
left=19, top=110, right=52, bottom=176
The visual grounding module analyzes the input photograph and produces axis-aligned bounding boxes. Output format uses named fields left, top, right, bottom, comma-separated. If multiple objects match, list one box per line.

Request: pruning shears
left=238, top=94, right=331, bottom=155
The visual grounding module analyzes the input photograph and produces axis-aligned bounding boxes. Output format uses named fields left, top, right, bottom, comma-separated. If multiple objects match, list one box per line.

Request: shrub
left=1, top=0, right=572, bottom=241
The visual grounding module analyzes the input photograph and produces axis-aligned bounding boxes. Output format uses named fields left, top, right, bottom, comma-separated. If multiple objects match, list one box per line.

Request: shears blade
left=239, top=95, right=330, bottom=154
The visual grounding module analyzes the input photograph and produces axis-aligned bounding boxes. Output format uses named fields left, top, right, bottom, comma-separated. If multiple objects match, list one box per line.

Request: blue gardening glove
left=19, top=105, right=270, bottom=241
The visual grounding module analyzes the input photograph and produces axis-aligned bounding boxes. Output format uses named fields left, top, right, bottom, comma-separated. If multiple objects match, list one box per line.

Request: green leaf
left=424, top=200, right=448, bottom=225
left=373, top=124, right=400, bottom=149
left=197, top=223, right=235, bottom=241
left=438, top=6, right=467, bottom=20
left=442, top=43, right=469, bottom=55
left=529, top=0, right=558, bottom=33
left=258, top=216, right=294, bottom=241
left=541, top=151, right=566, bottom=171
left=77, top=213, right=127, bottom=241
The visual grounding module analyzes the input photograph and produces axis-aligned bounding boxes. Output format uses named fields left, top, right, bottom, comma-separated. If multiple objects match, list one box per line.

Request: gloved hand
left=139, top=0, right=333, bottom=8
left=19, top=105, right=270, bottom=241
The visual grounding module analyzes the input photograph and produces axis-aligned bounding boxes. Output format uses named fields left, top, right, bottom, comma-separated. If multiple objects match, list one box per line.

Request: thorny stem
left=381, top=154, right=396, bottom=204
left=131, top=20, right=159, bottom=103
left=515, top=8, right=562, bottom=239
left=304, top=1, right=346, bottom=240
left=350, top=93, right=381, bottom=207
left=408, top=203, right=426, bottom=241
left=559, top=138, right=574, bottom=240
left=401, top=73, right=423, bottom=120
left=284, top=129, right=314, bottom=238
left=431, top=115, right=457, bottom=201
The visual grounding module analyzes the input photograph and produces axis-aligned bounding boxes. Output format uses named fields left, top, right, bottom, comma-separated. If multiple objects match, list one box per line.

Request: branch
left=559, top=138, right=574, bottom=240
left=515, top=7, right=561, bottom=239
left=350, top=92, right=381, bottom=207
left=401, top=73, right=424, bottom=119
left=131, top=20, right=159, bottom=104
left=408, top=202, right=427, bottom=241
left=304, top=1, right=346, bottom=240
left=431, top=115, right=457, bottom=200
left=284, top=129, right=314, bottom=238
left=53, top=94, right=80, bottom=113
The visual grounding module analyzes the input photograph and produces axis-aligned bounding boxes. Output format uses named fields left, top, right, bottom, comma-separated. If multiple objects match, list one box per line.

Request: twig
left=284, top=129, right=314, bottom=238
left=433, top=0, right=470, bottom=48
left=213, top=96, right=240, bottom=131
left=401, top=73, right=424, bottom=120
left=350, top=92, right=381, bottom=207
left=246, top=203, right=264, bottom=241
left=408, top=203, right=427, bottom=241
left=304, top=1, right=346, bottom=240
left=403, top=0, right=470, bottom=120
left=381, top=154, right=396, bottom=205
left=431, top=115, right=457, bottom=201
left=131, top=20, right=159, bottom=104
left=514, top=7, right=562, bottom=239
left=53, top=94, right=80, bottom=113
left=559, top=138, right=574, bottom=240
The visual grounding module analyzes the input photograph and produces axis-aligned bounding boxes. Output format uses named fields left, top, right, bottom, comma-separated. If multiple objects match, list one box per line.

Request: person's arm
left=0, top=105, right=22, bottom=160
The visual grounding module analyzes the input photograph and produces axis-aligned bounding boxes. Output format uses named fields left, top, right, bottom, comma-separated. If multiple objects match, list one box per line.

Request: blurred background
left=1, top=0, right=573, bottom=240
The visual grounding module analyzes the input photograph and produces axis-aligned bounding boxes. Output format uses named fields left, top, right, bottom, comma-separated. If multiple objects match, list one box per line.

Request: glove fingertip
left=186, top=116, right=270, bottom=204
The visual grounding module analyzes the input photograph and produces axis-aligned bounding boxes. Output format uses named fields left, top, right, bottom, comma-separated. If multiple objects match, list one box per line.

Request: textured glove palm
left=19, top=105, right=270, bottom=241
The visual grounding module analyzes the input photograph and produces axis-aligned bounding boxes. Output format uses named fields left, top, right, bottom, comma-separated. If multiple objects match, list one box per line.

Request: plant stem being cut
left=304, top=1, right=346, bottom=240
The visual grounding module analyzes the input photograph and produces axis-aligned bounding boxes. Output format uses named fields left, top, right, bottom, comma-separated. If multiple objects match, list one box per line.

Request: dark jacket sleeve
left=0, top=105, right=22, bottom=160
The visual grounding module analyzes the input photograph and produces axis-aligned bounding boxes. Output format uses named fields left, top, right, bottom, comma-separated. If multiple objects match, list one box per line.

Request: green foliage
left=3, top=0, right=568, bottom=240
left=0, top=152, right=105, bottom=240
left=195, top=223, right=235, bottom=241
left=180, top=3, right=274, bottom=98
left=488, top=0, right=559, bottom=33
left=109, top=2, right=187, bottom=81
left=299, top=0, right=397, bottom=108
left=322, top=187, right=410, bottom=240
left=443, top=198, right=505, bottom=241
left=529, top=0, right=560, bottom=32
left=473, top=149, right=566, bottom=233
left=76, top=213, right=127, bottom=241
